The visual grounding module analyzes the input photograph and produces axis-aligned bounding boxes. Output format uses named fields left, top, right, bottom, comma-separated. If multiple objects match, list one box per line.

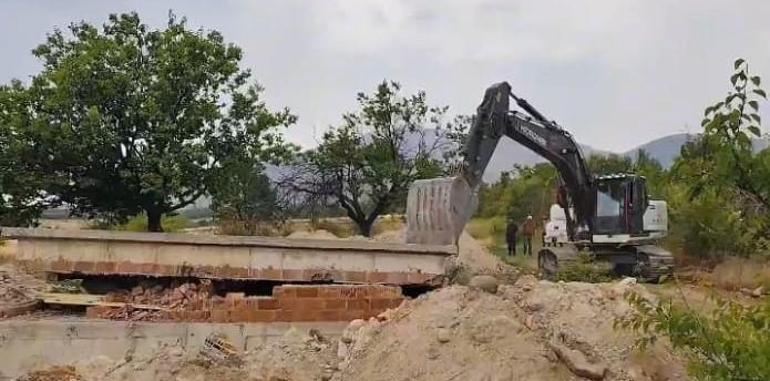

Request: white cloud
left=2, top=0, right=769, bottom=152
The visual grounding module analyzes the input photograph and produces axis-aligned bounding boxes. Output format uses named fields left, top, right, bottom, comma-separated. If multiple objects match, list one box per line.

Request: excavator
left=405, top=82, right=674, bottom=282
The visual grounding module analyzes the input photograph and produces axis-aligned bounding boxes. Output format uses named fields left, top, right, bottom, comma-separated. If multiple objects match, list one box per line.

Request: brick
left=389, top=298, right=404, bottom=309
left=296, top=298, right=326, bottom=310
left=256, top=298, right=280, bottom=310
left=292, top=309, right=320, bottom=322
left=210, top=309, right=230, bottom=323
left=252, top=310, right=276, bottom=322
left=370, top=298, right=394, bottom=310
left=318, top=310, right=342, bottom=321
left=226, top=292, right=246, bottom=300
left=273, top=286, right=296, bottom=298
left=317, top=286, right=342, bottom=298
left=296, top=287, right=318, bottom=298
left=347, top=299, right=369, bottom=311
left=340, top=309, right=366, bottom=321
left=275, top=310, right=295, bottom=322
left=230, top=308, right=250, bottom=322
left=324, top=298, right=346, bottom=310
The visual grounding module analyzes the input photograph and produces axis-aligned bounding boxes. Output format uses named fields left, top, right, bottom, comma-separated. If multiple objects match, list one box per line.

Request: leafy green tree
left=12, top=12, right=294, bottom=231
left=668, top=58, right=770, bottom=257
left=284, top=81, right=452, bottom=236
left=0, top=82, right=48, bottom=226
left=586, top=153, right=633, bottom=175
left=210, top=161, right=282, bottom=235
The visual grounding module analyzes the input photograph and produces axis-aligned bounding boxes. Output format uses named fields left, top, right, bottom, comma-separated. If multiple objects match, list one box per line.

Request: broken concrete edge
left=21, top=259, right=444, bottom=286
left=0, top=299, right=42, bottom=318
left=0, top=319, right=348, bottom=378
left=0, top=227, right=457, bottom=255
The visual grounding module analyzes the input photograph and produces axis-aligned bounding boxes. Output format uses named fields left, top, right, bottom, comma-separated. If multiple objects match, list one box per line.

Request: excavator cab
left=593, top=174, right=648, bottom=237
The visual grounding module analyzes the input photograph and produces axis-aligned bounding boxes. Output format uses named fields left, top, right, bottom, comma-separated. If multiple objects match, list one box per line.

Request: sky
left=1, top=0, right=769, bottom=152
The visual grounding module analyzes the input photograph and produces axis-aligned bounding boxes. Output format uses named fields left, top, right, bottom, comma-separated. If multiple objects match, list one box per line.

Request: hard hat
left=527, top=215, right=533, bottom=219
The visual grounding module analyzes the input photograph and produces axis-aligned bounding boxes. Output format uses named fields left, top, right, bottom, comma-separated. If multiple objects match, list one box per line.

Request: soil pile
left=336, top=278, right=686, bottom=381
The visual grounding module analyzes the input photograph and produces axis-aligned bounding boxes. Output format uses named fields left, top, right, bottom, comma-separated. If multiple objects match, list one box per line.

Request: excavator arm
left=406, top=82, right=594, bottom=245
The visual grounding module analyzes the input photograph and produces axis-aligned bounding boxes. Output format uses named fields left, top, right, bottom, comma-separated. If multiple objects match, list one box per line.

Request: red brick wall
left=86, top=284, right=404, bottom=323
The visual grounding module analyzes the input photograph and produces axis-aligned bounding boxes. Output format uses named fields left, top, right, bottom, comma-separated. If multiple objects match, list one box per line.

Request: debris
left=548, top=341, right=607, bottom=380
left=18, top=365, right=83, bottom=381
left=752, top=286, right=764, bottom=297
left=199, top=333, right=242, bottom=365
left=468, top=275, right=499, bottom=293
left=436, top=328, right=451, bottom=343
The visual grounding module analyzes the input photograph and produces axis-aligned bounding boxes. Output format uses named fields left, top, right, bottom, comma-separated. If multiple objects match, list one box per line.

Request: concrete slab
left=2, top=228, right=456, bottom=285
left=0, top=319, right=347, bottom=379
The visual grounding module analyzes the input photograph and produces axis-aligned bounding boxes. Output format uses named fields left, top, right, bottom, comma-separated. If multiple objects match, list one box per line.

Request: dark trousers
left=507, top=240, right=516, bottom=256
left=522, top=236, right=533, bottom=256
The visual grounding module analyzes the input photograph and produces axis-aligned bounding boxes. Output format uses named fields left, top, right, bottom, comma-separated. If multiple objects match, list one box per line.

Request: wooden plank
left=41, top=292, right=168, bottom=310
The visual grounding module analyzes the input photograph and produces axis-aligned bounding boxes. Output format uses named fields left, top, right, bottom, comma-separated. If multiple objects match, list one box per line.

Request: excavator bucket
left=405, top=176, right=476, bottom=246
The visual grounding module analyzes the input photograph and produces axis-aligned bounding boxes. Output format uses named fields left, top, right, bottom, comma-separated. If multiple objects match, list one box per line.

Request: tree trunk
left=357, top=220, right=373, bottom=237
left=146, top=209, right=164, bottom=232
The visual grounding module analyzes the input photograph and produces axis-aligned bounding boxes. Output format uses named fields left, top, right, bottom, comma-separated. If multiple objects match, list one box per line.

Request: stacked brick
left=86, top=284, right=404, bottom=323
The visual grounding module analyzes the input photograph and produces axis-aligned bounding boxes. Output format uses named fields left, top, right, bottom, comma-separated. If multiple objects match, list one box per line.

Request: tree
left=209, top=161, right=282, bottom=235
left=284, top=81, right=453, bottom=236
left=0, top=81, right=48, bottom=226
left=13, top=12, right=294, bottom=231
left=667, top=58, right=770, bottom=258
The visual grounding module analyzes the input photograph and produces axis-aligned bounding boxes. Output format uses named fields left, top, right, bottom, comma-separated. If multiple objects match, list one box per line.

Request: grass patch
left=118, top=213, right=189, bottom=233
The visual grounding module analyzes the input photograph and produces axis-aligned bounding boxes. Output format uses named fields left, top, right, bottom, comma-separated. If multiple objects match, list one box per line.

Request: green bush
left=617, top=293, right=770, bottom=380
left=118, top=213, right=189, bottom=233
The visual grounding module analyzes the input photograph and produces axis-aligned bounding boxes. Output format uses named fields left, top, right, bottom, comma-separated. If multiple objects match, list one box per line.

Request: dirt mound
left=19, top=365, right=83, bottom=381
left=336, top=278, right=686, bottom=381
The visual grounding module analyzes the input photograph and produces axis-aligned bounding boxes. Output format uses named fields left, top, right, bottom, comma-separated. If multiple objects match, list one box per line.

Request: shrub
left=617, top=292, right=770, bottom=380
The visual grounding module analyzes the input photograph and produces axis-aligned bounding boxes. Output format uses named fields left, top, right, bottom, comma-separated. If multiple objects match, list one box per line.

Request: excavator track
left=634, top=245, right=675, bottom=283
left=537, top=245, right=579, bottom=280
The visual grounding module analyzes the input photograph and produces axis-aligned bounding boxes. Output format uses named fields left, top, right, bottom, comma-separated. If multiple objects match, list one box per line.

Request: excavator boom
left=406, top=82, right=594, bottom=245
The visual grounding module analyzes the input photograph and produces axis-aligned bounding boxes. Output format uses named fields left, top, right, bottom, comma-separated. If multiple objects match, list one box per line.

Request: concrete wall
left=2, top=228, right=455, bottom=285
left=0, top=319, right=346, bottom=379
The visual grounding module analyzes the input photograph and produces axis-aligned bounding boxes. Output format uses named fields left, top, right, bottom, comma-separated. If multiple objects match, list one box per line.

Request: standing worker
left=505, top=217, right=518, bottom=256
left=521, top=215, right=535, bottom=256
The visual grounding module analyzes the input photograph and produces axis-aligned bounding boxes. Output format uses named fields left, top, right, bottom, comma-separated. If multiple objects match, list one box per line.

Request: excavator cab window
left=594, top=177, right=625, bottom=235
left=594, top=175, right=648, bottom=236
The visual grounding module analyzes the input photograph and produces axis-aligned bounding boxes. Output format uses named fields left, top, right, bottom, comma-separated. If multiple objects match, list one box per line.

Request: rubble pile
left=0, top=264, right=47, bottom=318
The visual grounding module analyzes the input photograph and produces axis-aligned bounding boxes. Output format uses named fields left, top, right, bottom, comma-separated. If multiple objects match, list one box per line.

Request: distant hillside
left=623, top=133, right=696, bottom=168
